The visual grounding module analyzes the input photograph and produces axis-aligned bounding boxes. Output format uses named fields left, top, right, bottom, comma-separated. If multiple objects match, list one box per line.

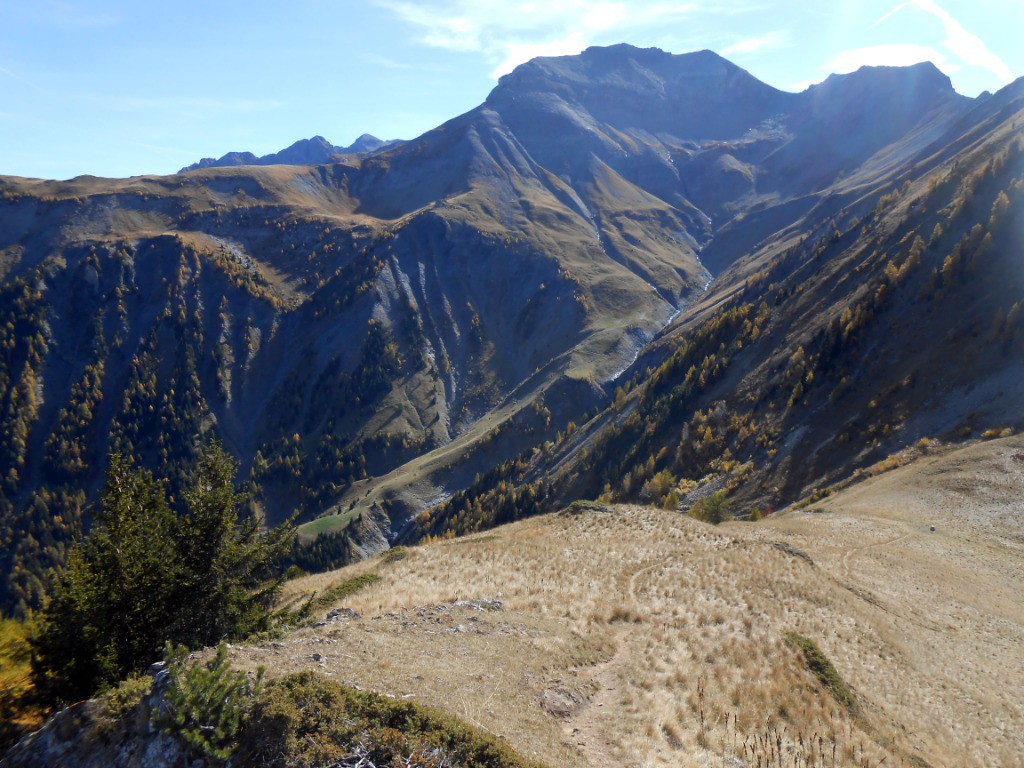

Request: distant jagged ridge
left=180, top=134, right=400, bottom=172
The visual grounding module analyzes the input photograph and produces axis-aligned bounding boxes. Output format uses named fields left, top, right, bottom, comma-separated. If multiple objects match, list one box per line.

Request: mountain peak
left=577, top=42, right=677, bottom=65
left=815, top=60, right=956, bottom=96
left=801, top=60, right=965, bottom=126
left=486, top=44, right=791, bottom=144
left=264, top=136, right=337, bottom=165
left=339, top=134, right=396, bottom=154
left=493, top=44, right=746, bottom=91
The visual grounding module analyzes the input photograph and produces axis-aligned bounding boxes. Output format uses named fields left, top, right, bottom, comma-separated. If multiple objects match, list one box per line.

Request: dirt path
left=840, top=528, right=914, bottom=579
left=561, top=634, right=627, bottom=767
left=562, top=557, right=669, bottom=767
left=743, top=436, right=1024, bottom=767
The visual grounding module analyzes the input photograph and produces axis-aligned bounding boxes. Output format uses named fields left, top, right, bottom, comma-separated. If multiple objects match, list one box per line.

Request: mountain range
left=179, top=133, right=399, bottom=173
left=0, top=44, right=1021, bottom=616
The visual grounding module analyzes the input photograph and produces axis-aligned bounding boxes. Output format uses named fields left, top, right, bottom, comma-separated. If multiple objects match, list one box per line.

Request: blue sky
left=1, top=0, right=1020, bottom=180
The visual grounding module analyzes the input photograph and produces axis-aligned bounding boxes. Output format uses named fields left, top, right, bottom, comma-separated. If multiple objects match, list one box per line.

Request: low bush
left=236, top=671, right=544, bottom=768
left=315, top=572, right=381, bottom=608
left=154, top=644, right=263, bottom=761
left=785, top=631, right=856, bottom=711
left=381, top=546, right=409, bottom=564
left=102, top=674, right=152, bottom=720
left=269, top=572, right=383, bottom=637
left=563, top=500, right=610, bottom=515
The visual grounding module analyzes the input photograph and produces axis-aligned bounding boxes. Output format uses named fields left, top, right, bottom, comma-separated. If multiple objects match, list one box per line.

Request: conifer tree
left=173, top=442, right=294, bottom=648
left=31, top=455, right=179, bottom=703
left=31, top=444, right=295, bottom=706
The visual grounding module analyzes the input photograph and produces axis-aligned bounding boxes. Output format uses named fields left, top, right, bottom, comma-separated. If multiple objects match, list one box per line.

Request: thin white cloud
left=872, top=0, right=1013, bottom=84
left=826, top=43, right=957, bottom=75
left=914, top=0, right=1013, bottom=83
left=721, top=30, right=790, bottom=57
left=0, top=65, right=38, bottom=89
left=360, top=52, right=414, bottom=70
left=786, top=80, right=816, bottom=93
left=870, top=1, right=913, bottom=29
left=374, top=0, right=705, bottom=77
left=46, top=1, right=120, bottom=28
left=490, top=33, right=588, bottom=78
left=581, top=2, right=629, bottom=31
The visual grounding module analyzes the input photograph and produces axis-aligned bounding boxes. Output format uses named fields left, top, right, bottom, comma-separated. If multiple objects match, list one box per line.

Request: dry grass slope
left=225, top=435, right=1024, bottom=767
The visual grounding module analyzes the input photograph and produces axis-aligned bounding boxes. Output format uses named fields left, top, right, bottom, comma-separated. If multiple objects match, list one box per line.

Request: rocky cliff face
left=1, top=679, right=203, bottom=768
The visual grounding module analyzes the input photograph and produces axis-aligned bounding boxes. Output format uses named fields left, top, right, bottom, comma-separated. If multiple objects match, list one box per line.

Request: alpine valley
left=1, top=43, right=1022, bottom=622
